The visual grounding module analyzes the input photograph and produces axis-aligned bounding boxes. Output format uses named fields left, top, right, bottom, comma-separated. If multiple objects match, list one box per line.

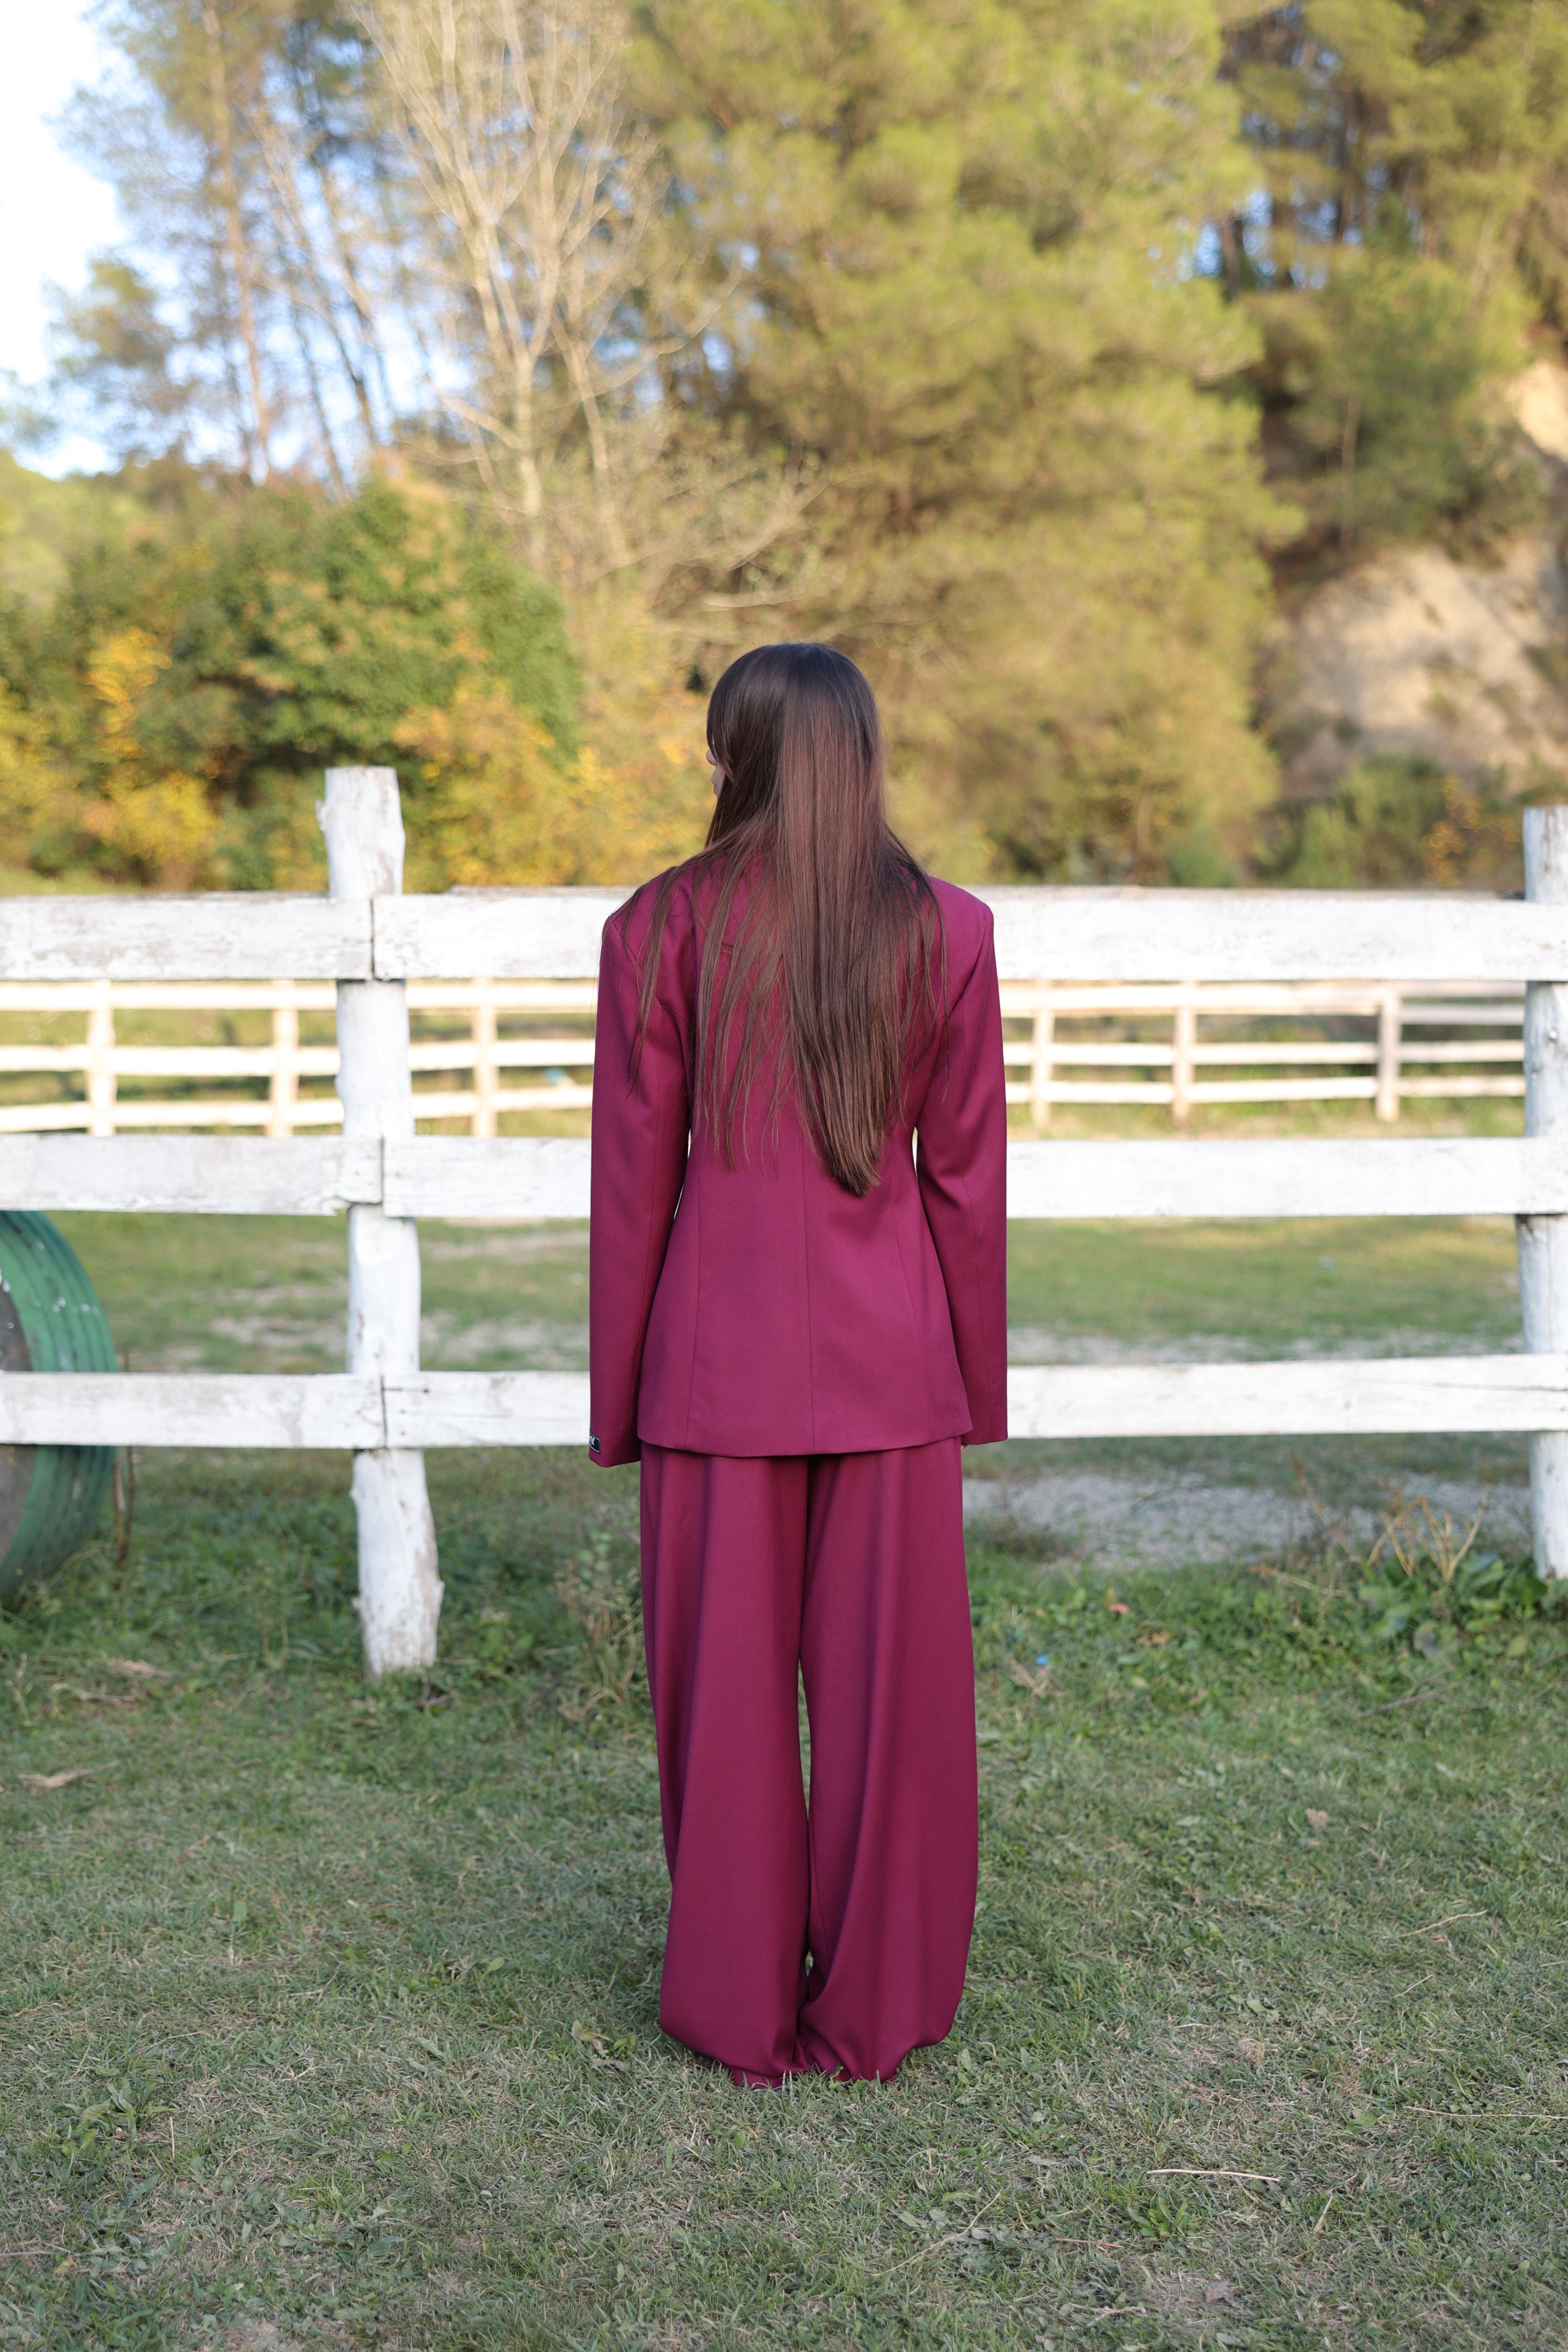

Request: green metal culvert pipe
left=0, top=1213, right=116, bottom=1602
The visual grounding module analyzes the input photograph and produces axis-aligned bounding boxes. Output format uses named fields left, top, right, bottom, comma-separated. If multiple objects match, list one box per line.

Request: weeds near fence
left=552, top=1524, right=644, bottom=1719
left=1275, top=1464, right=1563, bottom=1663
left=980, top=1488, right=1567, bottom=1727
left=1356, top=1488, right=1548, bottom=1652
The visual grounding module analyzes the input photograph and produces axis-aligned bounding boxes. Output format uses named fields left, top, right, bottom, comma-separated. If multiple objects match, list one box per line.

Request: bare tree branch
left=355, top=0, right=682, bottom=571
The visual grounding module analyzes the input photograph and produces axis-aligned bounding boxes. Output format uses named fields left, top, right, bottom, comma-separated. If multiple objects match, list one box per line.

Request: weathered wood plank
left=385, top=1371, right=590, bottom=1446
left=0, top=1135, right=380, bottom=1215
left=383, top=1137, right=589, bottom=1220
left=9, top=1130, right=1532, bottom=1226
left=1006, top=1355, right=1568, bottom=1438
left=0, top=897, right=371, bottom=981
left=368, top=886, right=1568, bottom=985
left=2, top=1355, right=1556, bottom=1449
left=1006, top=1138, right=1568, bottom=1219
left=975, top=888, right=1568, bottom=983
left=374, top=889, right=630, bottom=979
left=6, top=886, right=1563, bottom=988
left=368, top=1358, right=1568, bottom=1443
left=0, top=1375, right=384, bottom=1446
left=100, top=1046, right=339, bottom=1078
left=1517, top=807, right=1568, bottom=1572
left=383, top=1134, right=1562, bottom=1225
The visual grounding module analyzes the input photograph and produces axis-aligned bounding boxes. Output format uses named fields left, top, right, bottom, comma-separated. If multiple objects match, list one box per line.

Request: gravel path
left=962, top=1467, right=1531, bottom=1570
left=1005, top=1326, right=1521, bottom=1363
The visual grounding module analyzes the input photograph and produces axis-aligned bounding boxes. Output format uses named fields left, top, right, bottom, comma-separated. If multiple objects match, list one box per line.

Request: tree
left=0, top=471, right=590, bottom=888
left=47, top=258, right=193, bottom=463
left=1218, top=1, right=1568, bottom=562
left=356, top=0, right=656, bottom=567
left=1266, top=752, right=1520, bottom=890
left=634, top=0, right=1296, bottom=878
left=1261, top=256, right=1537, bottom=562
left=56, top=1, right=396, bottom=480
left=46, top=0, right=1568, bottom=888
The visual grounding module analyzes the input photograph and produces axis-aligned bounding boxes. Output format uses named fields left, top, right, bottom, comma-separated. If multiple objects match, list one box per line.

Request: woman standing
left=589, top=642, right=1006, bottom=2086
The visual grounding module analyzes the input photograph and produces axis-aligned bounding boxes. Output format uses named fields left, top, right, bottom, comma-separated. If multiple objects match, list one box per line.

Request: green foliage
left=639, top=0, right=1295, bottom=880
left=1262, top=259, right=1541, bottom=560
left=1354, top=1491, right=1555, bottom=1653
left=1268, top=754, right=1522, bottom=889
left=0, top=451, right=147, bottom=613
left=1358, top=1547, right=1547, bottom=1650
left=551, top=1525, right=646, bottom=1720
left=0, top=469, right=581, bottom=890
left=47, top=257, right=188, bottom=466
left=1223, top=2, right=1566, bottom=561
left=13, top=0, right=1568, bottom=885
left=979, top=1528, right=1567, bottom=1724
left=2, top=1447, right=1567, bottom=2347
left=168, top=475, right=577, bottom=773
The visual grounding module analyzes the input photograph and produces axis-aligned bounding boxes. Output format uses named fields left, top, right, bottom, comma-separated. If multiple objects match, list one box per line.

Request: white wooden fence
left=0, top=974, right=1524, bottom=1134
left=3, top=770, right=1567, bottom=1677
left=1011, top=979, right=1525, bottom=1124
left=0, top=979, right=596, bottom=1134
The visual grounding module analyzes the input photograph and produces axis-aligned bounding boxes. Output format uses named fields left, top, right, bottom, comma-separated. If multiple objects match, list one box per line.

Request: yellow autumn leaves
left=0, top=628, right=220, bottom=890
left=0, top=604, right=713, bottom=894
left=83, top=631, right=218, bottom=888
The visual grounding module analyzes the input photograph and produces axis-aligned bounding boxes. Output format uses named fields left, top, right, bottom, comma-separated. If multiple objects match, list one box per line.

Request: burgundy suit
left=589, top=870, right=1007, bottom=2082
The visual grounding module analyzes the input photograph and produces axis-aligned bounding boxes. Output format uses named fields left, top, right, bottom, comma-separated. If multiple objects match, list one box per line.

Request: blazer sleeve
left=913, top=909, right=1008, bottom=1445
left=588, top=907, right=689, bottom=1466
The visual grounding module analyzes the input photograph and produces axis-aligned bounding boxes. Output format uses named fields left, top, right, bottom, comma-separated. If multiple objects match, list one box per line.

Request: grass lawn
left=3, top=1216, right=1566, bottom=2349
left=52, top=1211, right=1524, bottom=1379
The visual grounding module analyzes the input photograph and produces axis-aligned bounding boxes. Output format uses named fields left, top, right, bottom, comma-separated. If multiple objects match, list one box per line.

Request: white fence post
left=1029, top=991, right=1053, bottom=1131
left=1519, top=806, right=1568, bottom=1578
left=268, top=982, right=299, bottom=1137
left=1170, top=989, right=1195, bottom=1125
left=319, top=767, right=443, bottom=1671
left=1375, top=987, right=1401, bottom=1123
left=87, top=983, right=116, bottom=1135
left=472, top=977, right=498, bottom=1138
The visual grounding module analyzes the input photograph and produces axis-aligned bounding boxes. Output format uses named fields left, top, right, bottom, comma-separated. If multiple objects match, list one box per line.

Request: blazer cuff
left=588, top=1426, right=641, bottom=1467
left=962, top=1407, right=1009, bottom=1447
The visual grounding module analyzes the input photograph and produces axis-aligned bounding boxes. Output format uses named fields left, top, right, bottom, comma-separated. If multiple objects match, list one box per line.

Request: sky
left=0, top=0, right=122, bottom=474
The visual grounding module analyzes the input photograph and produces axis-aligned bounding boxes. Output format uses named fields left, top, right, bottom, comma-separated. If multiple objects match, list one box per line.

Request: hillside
left=1270, top=364, right=1568, bottom=810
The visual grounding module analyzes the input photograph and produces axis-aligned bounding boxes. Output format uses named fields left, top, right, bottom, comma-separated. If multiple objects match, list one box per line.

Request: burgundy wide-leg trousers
left=638, top=1436, right=978, bottom=2085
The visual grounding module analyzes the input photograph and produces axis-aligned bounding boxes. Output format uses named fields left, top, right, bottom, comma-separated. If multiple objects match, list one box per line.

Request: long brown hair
left=622, top=642, right=940, bottom=1196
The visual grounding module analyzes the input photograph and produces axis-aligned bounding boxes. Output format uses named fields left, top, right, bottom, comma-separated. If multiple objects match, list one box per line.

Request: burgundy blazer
left=588, top=871, right=1008, bottom=1464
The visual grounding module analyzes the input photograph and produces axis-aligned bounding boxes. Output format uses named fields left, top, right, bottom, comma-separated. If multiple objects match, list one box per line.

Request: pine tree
left=1219, top=1, right=1568, bottom=562
left=635, top=0, right=1296, bottom=879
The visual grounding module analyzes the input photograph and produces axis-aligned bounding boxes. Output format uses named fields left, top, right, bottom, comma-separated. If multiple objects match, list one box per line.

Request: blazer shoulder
left=603, top=868, right=696, bottom=964
left=928, top=876, right=995, bottom=978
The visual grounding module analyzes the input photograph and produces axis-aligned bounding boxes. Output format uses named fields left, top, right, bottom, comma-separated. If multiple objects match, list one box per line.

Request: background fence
left=3, top=772, right=1567, bottom=1677
left=0, top=974, right=1526, bottom=1135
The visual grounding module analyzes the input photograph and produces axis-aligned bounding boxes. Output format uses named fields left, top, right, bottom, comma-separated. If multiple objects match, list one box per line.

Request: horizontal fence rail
left=0, top=895, right=372, bottom=981
left=3, top=778, right=1567, bottom=1674
left=6, top=1132, right=1568, bottom=1222
left=0, top=1358, right=1562, bottom=1447
left=373, top=887, right=1568, bottom=986
left=0, top=979, right=596, bottom=1136
left=1004, top=980, right=1524, bottom=1125
left=4, top=886, right=1568, bottom=985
